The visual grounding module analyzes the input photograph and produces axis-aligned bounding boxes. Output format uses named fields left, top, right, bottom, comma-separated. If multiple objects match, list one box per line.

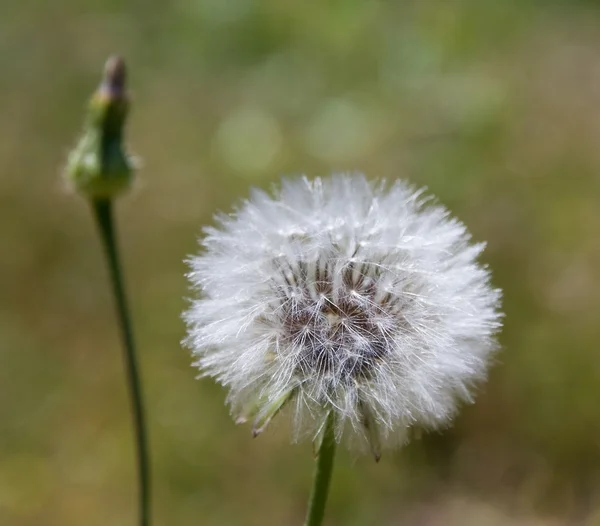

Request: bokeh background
left=2, top=0, right=600, bottom=524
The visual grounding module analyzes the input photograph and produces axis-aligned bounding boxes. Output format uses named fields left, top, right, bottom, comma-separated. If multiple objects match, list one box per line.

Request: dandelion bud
left=65, top=55, right=134, bottom=199
left=184, top=174, right=503, bottom=457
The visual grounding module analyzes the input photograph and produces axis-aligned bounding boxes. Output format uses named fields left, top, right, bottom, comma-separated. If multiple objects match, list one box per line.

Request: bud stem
left=92, top=199, right=151, bottom=526
left=304, top=412, right=336, bottom=526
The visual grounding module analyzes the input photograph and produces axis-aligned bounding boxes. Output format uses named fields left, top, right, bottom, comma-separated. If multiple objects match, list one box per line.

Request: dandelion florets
left=184, top=174, right=502, bottom=457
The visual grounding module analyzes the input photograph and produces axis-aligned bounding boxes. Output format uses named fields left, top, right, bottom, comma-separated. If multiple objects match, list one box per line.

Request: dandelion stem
left=304, top=412, right=336, bottom=526
left=92, top=198, right=150, bottom=526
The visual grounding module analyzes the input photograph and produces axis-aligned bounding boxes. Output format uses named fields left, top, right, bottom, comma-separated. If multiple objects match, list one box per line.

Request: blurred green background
left=2, top=0, right=600, bottom=524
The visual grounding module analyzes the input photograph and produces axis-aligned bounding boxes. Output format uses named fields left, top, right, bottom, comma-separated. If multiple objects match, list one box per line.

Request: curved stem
left=304, top=412, right=337, bottom=526
left=92, top=199, right=151, bottom=526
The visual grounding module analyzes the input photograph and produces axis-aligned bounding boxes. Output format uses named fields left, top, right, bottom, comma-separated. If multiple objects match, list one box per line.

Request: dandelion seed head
left=184, top=174, right=502, bottom=454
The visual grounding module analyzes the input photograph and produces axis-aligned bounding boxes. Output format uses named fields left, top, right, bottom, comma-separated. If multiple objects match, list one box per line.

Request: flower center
left=271, top=259, right=405, bottom=381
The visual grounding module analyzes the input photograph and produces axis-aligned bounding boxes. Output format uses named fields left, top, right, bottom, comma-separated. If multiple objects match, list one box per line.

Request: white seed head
left=184, top=174, right=502, bottom=456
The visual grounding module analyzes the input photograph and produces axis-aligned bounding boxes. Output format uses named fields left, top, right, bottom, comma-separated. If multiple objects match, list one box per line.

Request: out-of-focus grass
left=2, top=1, right=600, bottom=524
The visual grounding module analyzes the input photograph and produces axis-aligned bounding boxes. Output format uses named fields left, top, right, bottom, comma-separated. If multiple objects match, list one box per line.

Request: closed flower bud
left=65, top=56, right=135, bottom=199
left=184, top=174, right=503, bottom=458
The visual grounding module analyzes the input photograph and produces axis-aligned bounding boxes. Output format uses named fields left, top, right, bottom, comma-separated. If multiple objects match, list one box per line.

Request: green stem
left=92, top=199, right=150, bottom=526
left=304, top=413, right=337, bottom=526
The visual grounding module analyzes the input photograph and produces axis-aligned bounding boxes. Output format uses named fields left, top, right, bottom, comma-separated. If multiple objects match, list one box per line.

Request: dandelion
left=184, top=173, right=502, bottom=525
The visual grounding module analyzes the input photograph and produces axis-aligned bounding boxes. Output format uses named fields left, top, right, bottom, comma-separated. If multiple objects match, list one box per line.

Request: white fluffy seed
left=183, top=173, right=503, bottom=454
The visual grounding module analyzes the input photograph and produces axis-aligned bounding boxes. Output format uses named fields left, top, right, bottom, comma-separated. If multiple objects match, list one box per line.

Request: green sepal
left=359, top=401, right=381, bottom=462
left=312, top=410, right=333, bottom=457
left=248, top=385, right=297, bottom=438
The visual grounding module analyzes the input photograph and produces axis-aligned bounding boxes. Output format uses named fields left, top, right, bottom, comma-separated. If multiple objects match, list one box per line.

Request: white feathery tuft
left=183, top=173, right=502, bottom=456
